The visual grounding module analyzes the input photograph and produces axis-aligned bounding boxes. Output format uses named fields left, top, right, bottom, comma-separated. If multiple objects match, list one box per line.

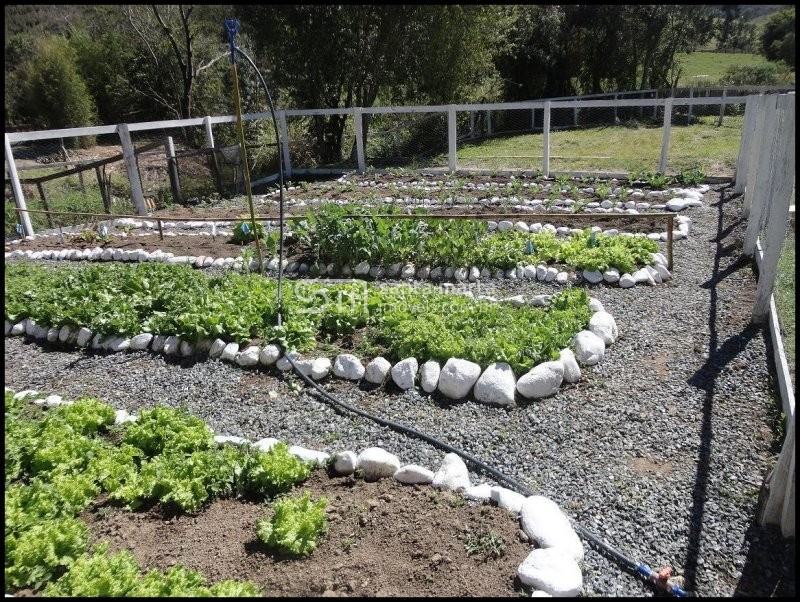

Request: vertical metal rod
left=158, top=219, right=164, bottom=240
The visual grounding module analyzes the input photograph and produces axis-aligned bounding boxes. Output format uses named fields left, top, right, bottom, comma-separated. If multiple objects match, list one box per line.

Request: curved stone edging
left=5, top=245, right=674, bottom=289
left=6, top=385, right=586, bottom=597
left=4, top=298, right=617, bottom=406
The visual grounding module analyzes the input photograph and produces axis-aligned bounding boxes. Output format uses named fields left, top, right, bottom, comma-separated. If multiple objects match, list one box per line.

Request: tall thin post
left=688, top=87, right=694, bottom=122
left=448, top=106, right=457, bottom=173
left=717, top=88, right=728, bottom=126
left=743, top=95, right=768, bottom=217
left=165, top=136, right=182, bottom=205
left=203, top=116, right=224, bottom=195
left=734, top=95, right=758, bottom=194
left=543, top=101, right=551, bottom=177
left=659, top=98, right=673, bottom=174
left=117, top=123, right=148, bottom=215
left=743, top=95, right=779, bottom=257
left=353, top=107, right=366, bottom=173
left=35, top=182, right=54, bottom=228
left=4, top=133, right=34, bottom=236
left=278, top=110, right=292, bottom=179
left=487, top=110, right=492, bottom=137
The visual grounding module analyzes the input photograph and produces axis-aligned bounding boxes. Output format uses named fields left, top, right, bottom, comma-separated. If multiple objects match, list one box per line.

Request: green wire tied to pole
left=225, top=18, right=264, bottom=276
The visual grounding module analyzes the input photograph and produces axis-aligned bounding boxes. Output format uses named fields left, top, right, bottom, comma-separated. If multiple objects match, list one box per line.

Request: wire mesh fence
left=364, top=111, right=449, bottom=170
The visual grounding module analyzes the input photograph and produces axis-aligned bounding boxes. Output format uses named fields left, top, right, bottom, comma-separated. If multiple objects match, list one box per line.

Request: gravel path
left=4, top=184, right=794, bottom=597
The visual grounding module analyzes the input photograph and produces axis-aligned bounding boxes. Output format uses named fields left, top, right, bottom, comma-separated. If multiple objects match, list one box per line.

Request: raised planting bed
left=5, top=388, right=586, bottom=597
left=4, top=261, right=621, bottom=404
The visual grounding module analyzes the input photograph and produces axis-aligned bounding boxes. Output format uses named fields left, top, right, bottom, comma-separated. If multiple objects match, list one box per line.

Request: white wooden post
left=743, top=95, right=768, bottom=218
left=117, top=123, right=148, bottom=215
left=653, top=90, right=658, bottom=119
left=277, top=110, right=292, bottom=179
left=688, top=88, right=694, bottom=121
left=203, top=115, right=225, bottom=195
left=487, top=110, right=492, bottom=136
left=469, top=111, right=475, bottom=138
left=352, top=107, right=366, bottom=174
left=613, top=94, right=618, bottom=123
left=759, top=415, right=795, bottom=537
left=448, top=106, right=457, bottom=173
left=717, top=88, right=728, bottom=126
left=531, top=108, right=536, bottom=131
left=659, top=98, right=673, bottom=174
left=734, top=96, right=758, bottom=194
left=752, top=94, right=795, bottom=322
left=4, top=133, right=34, bottom=236
left=543, top=101, right=551, bottom=177
left=573, top=104, right=579, bottom=127
left=743, top=95, right=780, bottom=256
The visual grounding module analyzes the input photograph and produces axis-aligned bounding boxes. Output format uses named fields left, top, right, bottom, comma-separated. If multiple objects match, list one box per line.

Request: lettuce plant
left=256, top=492, right=328, bottom=556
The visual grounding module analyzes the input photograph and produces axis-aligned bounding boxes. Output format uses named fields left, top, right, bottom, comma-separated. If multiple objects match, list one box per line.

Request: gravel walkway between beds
left=4, top=184, right=795, bottom=597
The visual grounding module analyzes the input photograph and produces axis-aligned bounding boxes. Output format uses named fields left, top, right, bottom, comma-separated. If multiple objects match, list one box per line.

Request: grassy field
left=454, top=115, right=744, bottom=176
left=774, top=228, right=795, bottom=388
left=675, top=51, right=794, bottom=87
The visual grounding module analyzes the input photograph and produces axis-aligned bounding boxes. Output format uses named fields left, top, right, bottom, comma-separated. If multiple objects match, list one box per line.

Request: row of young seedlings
left=5, top=296, right=616, bottom=407
left=7, top=386, right=585, bottom=597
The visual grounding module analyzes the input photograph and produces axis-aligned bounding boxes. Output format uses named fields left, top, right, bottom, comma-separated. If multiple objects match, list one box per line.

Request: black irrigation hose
left=282, top=353, right=690, bottom=597
left=227, top=17, right=687, bottom=597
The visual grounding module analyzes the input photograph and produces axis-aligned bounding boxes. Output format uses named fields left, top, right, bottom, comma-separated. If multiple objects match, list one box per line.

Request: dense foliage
left=5, top=261, right=596, bottom=371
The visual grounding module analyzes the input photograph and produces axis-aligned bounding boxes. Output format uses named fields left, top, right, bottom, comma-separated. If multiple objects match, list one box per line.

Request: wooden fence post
left=743, top=95, right=779, bottom=256
left=116, top=123, right=148, bottom=215
left=352, top=107, right=366, bottom=174
left=203, top=116, right=224, bottom=195
left=759, top=415, right=795, bottom=536
left=743, top=95, right=768, bottom=218
left=486, top=110, right=492, bottom=137
left=531, top=108, right=536, bottom=131
left=688, top=88, right=694, bottom=122
left=165, top=136, right=182, bottom=205
left=543, top=101, right=551, bottom=177
left=448, top=105, right=457, bottom=173
left=469, top=111, right=475, bottom=138
left=659, top=98, right=673, bottom=174
left=734, top=95, right=758, bottom=195
left=717, top=88, right=728, bottom=126
left=752, top=94, right=795, bottom=323
left=35, top=183, right=54, bottom=228
left=96, top=166, right=111, bottom=214
left=4, top=133, right=34, bottom=236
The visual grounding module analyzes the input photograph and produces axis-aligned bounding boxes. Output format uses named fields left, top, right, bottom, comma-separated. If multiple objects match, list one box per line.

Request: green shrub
left=256, top=492, right=328, bottom=556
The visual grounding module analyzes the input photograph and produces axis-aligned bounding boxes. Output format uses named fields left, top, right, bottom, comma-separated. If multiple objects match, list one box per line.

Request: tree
left=16, top=35, right=97, bottom=136
left=760, top=8, right=795, bottom=67
left=118, top=4, right=230, bottom=120
left=239, top=5, right=506, bottom=163
left=714, top=5, right=756, bottom=52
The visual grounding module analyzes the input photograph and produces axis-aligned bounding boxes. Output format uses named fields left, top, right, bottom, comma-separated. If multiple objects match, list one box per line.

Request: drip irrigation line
left=224, top=15, right=687, bottom=598
left=281, top=353, right=690, bottom=597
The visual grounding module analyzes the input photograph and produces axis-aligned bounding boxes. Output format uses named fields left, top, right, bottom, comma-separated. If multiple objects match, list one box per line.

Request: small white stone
left=208, top=338, right=227, bottom=358
left=220, top=342, right=239, bottom=362
left=332, top=450, right=358, bottom=475
left=129, top=333, right=153, bottom=351
left=517, top=548, right=583, bottom=597
left=289, top=445, right=330, bottom=465
left=310, top=357, right=332, bottom=380
left=394, top=464, right=435, bottom=485
left=236, top=345, right=261, bottom=367
left=419, top=360, right=441, bottom=393
left=333, top=353, right=365, bottom=380
left=253, top=438, right=280, bottom=452
left=365, top=356, right=392, bottom=384
left=357, top=447, right=401, bottom=480
left=259, top=344, right=281, bottom=366
left=432, top=453, right=471, bottom=492
left=391, top=357, right=418, bottom=390
left=490, top=486, right=527, bottom=513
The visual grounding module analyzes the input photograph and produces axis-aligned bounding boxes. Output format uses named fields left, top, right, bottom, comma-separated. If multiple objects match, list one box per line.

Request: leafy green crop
left=240, top=442, right=314, bottom=497
left=256, top=492, right=328, bottom=556
left=231, top=216, right=266, bottom=245
left=5, top=516, right=89, bottom=590
left=49, top=397, right=116, bottom=437
left=42, top=543, right=141, bottom=597
left=123, top=405, right=214, bottom=457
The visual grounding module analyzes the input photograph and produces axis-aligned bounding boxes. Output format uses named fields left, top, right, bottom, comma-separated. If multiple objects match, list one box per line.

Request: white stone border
left=4, top=297, right=617, bottom=407
left=5, top=385, right=586, bottom=596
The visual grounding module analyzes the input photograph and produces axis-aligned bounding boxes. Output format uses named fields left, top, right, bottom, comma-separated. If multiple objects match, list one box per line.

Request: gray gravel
left=4, top=184, right=795, bottom=597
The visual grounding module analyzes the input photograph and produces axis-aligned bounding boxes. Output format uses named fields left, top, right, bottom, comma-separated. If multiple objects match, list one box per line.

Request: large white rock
left=602, top=268, right=620, bottom=284
left=519, top=495, right=585, bottom=562
left=618, top=273, right=636, bottom=288
left=437, top=358, right=482, bottom=399
left=163, top=335, right=181, bottom=355
left=365, top=356, right=392, bottom=384
left=473, top=362, right=517, bottom=406
left=276, top=350, right=301, bottom=371
left=76, top=327, right=93, bottom=348
left=354, top=261, right=371, bottom=276
left=582, top=269, right=603, bottom=284
left=632, top=268, right=655, bottom=285
left=331, top=450, right=358, bottom=475
left=108, top=337, right=131, bottom=352
left=208, top=338, right=226, bottom=358
left=129, top=333, right=153, bottom=351
left=559, top=349, right=581, bottom=384
left=220, top=342, right=239, bottom=362
left=401, top=264, right=416, bottom=279
left=253, top=437, right=280, bottom=453
left=490, top=486, right=527, bottom=513
left=464, top=483, right=494, bottom=502
left=431, top=452, right=471, bottom=491
left=179, top=340, right=194, bottom=357
left=58, top=325, right=73, bottom=343
left=289, top=445, right=330, bottom=465
left=516, top=361, right=564, bottom=399
left=654, top=263, right=672, bottom=282
left=573, top=330, right=605, bottom=365
left=394, top=464, right=435, bottom=485
left=310, top=357, right=332, bottom=380
left=333, top=353, right=365, bottom=380
left=419, top=360, right=441, bottom=393
left=259, top=344, right=281, bottom=366
left=391, top=357, right=418, bottom=390
left=588, top=311, right=618, bottom=345
left=517, top=548, right=583, bottom=597
left=588, top=297, right=604, bottom=312
left=357, top=447, right=401, bottom=479
left=236, top=345, right=261, bottom=367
